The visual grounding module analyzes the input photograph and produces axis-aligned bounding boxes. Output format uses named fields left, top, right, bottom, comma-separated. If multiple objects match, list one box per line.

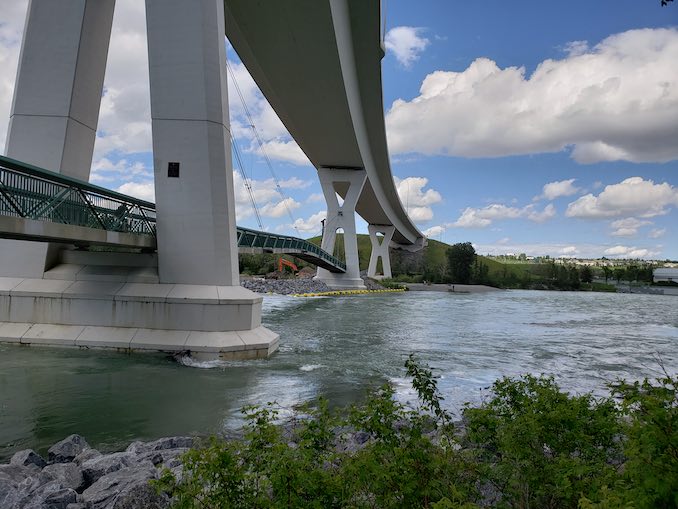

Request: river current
left=1, top=290, right=676, bottom=461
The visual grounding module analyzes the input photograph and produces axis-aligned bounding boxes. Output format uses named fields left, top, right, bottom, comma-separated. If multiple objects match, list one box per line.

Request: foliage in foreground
left=155, top=357, right=677, bottom=508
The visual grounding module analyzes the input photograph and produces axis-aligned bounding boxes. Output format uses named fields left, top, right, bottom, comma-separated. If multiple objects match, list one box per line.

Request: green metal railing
left=0, top=155, right=346, bottom=272
left=0, top=155, right=156, bottom=237
left=236, top=226, right=346, bottom=271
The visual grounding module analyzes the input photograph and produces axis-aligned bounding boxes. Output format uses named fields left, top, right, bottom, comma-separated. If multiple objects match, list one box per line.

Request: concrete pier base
left=0, top=252, right=279, bottom=360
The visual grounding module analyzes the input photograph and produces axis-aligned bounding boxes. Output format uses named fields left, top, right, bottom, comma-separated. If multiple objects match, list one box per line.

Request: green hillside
left=306, top=234, right=539, bottom=283
left=243, top=234, right=551, bottom=286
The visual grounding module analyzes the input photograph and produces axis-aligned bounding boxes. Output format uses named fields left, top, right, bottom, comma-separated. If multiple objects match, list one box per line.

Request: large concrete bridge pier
left=314, top=168, right=367, bottom=289
left=0, top=0, right=277, bottom=360
left=0, top=0, right=115, bottom=278
left=367, top=224, right=395, bottom=279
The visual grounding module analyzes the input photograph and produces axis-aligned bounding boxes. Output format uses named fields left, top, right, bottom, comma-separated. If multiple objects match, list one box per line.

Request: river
left=1, top=290, right=676, bottom=461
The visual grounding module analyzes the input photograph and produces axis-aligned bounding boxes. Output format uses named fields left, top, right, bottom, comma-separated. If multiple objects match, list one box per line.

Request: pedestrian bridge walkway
left=0, top=155, right=345, bottom=273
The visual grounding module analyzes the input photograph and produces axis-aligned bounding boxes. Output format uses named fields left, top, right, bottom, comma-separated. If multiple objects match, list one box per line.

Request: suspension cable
left=230, top=132, right=263, bottom=230
left=226, top=60, right=299, bottom=232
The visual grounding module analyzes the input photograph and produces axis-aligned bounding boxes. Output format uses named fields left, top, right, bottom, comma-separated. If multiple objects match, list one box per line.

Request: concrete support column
left=145, top=0, right=239, bottom=285
left=314, top=168, right=366, bottom=289
left=367, top=224, right=394, bottom=279
left=0, top=0, right=116, bottom=277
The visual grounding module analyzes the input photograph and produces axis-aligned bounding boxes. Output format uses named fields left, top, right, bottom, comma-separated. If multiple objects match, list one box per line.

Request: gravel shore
left=241, top=276, right=385, bottom=295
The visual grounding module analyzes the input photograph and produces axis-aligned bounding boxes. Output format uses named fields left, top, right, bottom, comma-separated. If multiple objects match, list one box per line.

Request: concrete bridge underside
left=224, top=0, right=426, bottom=283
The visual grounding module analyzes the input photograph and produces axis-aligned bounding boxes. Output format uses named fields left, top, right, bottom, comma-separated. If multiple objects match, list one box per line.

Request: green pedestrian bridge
left=0, top=155, right=346, bottom=273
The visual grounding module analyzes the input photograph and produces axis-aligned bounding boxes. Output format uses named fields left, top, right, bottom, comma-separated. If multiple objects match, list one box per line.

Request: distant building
left=653, top=268, right=678, bottom=283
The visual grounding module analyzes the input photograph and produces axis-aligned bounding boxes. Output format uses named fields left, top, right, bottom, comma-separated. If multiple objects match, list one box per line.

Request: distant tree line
left=441, top=242, right=656, bottom=291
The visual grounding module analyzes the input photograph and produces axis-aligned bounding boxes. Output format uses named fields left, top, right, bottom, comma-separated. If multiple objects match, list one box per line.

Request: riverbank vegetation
left=238, top=235, right=667, bottom=292
left=155, top=357, right=677, bottom=508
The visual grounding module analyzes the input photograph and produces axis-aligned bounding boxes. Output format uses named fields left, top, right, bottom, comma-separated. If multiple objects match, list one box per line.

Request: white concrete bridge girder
left=367, top=224, right=394, bottom=279
left=314, top=168, right=366, bottom=289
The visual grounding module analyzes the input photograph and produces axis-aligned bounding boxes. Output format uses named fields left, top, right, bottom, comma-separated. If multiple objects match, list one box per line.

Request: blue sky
left=0, top=0, right=677, bottom=259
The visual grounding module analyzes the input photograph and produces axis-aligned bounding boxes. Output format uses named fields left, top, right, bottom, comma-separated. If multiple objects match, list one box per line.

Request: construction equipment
left=278, top=257, right=298, bottom=273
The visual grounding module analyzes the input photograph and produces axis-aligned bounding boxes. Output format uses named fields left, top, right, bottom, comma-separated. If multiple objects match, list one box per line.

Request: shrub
left=155, top=358, right=677, bottom=509
left=463, top=375, right=621, bottom=508
left=610, top=372, right=678, bottom=508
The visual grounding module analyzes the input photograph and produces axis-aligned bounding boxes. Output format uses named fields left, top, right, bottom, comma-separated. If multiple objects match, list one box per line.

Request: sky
left=0, top=1, right=677, bottom=260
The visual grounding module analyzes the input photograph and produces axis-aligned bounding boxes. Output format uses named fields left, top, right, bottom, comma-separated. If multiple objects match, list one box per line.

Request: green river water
left=1, top=290, right=676, bottom=461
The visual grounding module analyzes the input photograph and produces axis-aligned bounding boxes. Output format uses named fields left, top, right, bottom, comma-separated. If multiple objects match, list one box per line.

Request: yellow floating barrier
left=293, top=288, right=406, bottom=297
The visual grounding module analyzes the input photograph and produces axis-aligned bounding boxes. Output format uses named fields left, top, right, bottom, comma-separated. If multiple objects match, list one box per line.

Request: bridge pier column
left=0, top=0, right=115, bottom=277
left=314, top=168, right=367, bottom=289
left=145, top=0, right=239, bottom=286
left=367, top=224, right=394, bottom=279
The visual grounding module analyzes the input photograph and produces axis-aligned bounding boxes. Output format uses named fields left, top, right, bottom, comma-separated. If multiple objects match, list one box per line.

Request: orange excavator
left=278, top=257, right=298, bottom=273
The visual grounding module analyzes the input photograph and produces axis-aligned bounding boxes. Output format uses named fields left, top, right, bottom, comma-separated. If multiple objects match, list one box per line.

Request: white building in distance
left=653, top=268, right=678, bottom=283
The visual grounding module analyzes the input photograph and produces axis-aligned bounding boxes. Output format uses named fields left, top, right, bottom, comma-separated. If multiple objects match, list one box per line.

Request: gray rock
left=145, top=436, right=193, bottom=452
left=168, top=465, right=183, bottom=484
left=353, top=431, right=370, bottom=444
left=15, top=470, right=50, bottom=497
left=41, top=488, right=78, bottom=509
left=106, top=481, right=169, bottom=509
left=19, top=479, right=64, bottom=509
left=0, top=478, right=21, bottom=509
left=81, top=462, right=157, bottom=508
left=0, top=462, right=37, bottom=484
left=48, top=435, right=89, bottom=464
left=126, top=436, right=193, bottom=457
left=241, top=278, right=332, bottom=295
left=43, top=463, right=84, bottom=491
left=124, top=441, right=145, bottom=456
left=74, top=448, right=102, bottom=466
left=10, top=449, right=47, bottom=469
left=82, top=453, right=134, bottom=487
left=66, top=504, right=90, bottom=509
left=137, top=447, right=188, bottom=469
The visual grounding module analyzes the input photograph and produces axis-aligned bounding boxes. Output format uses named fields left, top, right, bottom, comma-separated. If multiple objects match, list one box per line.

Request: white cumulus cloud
left=566, top=177, right=678, bottom=219
left=386, top=28, right=678, bottom=164
left=423, top=225, right=445, bottom=238
left=116, top=181, right=155, bottom=202
left=609, top=217, right=651, bottom=237
left=259, top=197, right=301, bottom=219
left=290, top=211, right=326, bottom=235
left=232, top=171, right=309, bottom=221
left=560, top=246, right=579, bottom=256
left=536, top=179, right=580, bottom=201
left=603, top=245, right=661, bottom=258
left=648, top=228, right=666, bottom=239
left=393, top=176, right=442, bottom=223
left=453, top=203, right=556, bottom=228
left=384, top=26, right=430, bottom=68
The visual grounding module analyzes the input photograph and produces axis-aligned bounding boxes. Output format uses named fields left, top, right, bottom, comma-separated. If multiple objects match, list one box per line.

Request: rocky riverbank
left=1, top=429, right=380, bottom=509
left=0, top=434, right=190, bottom=509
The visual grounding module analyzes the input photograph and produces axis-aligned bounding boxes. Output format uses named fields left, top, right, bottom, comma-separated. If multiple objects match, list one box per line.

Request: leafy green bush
left=463, top=375, right=621, bottom=508
left=154, top=358, right=678, bottom=509
left=610, top=372, right=677, bottom=507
